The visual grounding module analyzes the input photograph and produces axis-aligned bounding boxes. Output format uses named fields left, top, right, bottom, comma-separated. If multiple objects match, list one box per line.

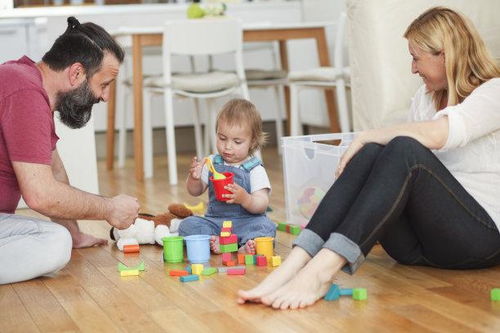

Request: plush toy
left=110, top=203, right=195, bottom=249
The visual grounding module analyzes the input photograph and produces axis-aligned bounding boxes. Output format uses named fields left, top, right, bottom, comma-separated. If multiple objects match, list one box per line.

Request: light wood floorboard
left=2, top=147, right=500, bottom=332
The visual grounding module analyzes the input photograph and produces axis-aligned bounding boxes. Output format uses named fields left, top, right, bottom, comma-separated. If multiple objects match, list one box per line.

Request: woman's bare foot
left=237, top=247, right=312, bottom=304
left=238, top=239, right=256, bottom=254
left=210, top=236, right=221, bottom=254
left=261, top=249, right=346, bottom=310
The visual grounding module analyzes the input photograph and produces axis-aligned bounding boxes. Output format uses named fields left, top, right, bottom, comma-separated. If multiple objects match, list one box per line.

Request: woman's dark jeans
left=293, top=136, right=500, bottom=273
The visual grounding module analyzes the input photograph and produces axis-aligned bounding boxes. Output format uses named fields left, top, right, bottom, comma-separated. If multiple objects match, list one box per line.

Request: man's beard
left=56, top=80, right=101, bottom=129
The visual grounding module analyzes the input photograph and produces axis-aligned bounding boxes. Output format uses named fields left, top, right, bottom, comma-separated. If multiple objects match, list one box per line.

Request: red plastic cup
left=210, top=172, right=234, bottom=201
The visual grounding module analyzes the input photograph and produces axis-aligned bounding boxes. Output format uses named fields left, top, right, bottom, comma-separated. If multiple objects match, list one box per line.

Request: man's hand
left=188, top=157, right=203, bottom=180
left=224, top=183, right=251, bottom=205
left=107, top=194, right=140, bottom=229
left=72, top=232, right=108, bottom=248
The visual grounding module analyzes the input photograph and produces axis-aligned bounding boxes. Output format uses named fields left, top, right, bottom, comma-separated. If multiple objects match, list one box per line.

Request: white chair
left=142, top=18, right=249, bottom=185
left=288, top=12, right=350, bottom=135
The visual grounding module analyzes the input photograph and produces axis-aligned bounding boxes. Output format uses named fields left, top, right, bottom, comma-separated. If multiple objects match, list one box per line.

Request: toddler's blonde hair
left=216, top=98, right=267, bottom=156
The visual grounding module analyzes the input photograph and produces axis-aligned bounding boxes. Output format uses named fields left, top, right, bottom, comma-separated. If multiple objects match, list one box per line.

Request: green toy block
left=277, top=222, right=287, bottom=232
left=202, top=267, right=217, bottom=276
left=220, top=243, right=238, bottom=253
left=352, top=288, right=368, bottom=300
left=117, top=261, right=145, bottom=272
left=289, top=225, right=301, bottom=235
left=245, top=254, right=255, bottom=265
left=491, top=288, right=500, bottom=301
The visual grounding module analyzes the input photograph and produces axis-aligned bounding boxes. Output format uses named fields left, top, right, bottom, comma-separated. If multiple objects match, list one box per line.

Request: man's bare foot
left=210, top=236, right=221, bottom=254
left=238, top=239, right=256, bottom=254
left=261, top=249, right=346, bottom=310
left=237, top=246, right=311, bottom=304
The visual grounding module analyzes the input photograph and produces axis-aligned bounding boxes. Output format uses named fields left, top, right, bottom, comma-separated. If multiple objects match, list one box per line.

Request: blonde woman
left=238, top=7, right=500, bottom=309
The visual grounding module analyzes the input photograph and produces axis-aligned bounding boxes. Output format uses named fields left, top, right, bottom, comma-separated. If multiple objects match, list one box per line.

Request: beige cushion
left=144, top=71, right=240, bottom=93
left=288, top=67, right=343, bottom=82
left=245, top=69, right=287, bottom=80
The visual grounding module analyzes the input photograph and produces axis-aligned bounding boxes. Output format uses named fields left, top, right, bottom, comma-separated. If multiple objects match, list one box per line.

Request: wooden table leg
left=106, top=80, right=116, bottom=170
left=316, top=29, right=340, bottom=133
left=132, top=35, right=144, bottom=181
left=279, top=40, right=291, bottom=136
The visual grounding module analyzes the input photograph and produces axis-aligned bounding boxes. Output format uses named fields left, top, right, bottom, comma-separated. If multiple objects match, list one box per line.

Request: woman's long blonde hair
left=404, top=7, right=500, bottom=109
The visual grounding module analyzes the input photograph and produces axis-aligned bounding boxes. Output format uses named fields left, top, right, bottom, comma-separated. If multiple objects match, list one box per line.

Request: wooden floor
left=3, top=147, right=500, bottom=332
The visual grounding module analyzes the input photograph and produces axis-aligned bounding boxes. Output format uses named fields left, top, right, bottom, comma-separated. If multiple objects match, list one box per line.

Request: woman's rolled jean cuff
left=323, top=233, right=365, bottom=275
left=292, top=228, right=325, bottom=257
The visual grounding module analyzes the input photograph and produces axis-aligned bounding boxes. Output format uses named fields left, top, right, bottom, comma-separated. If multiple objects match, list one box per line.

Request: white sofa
left=347, top=0, right=500, bottom=130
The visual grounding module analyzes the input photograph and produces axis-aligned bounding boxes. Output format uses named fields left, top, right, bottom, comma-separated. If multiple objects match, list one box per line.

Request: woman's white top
left=409, top=79, right=500, bottom=230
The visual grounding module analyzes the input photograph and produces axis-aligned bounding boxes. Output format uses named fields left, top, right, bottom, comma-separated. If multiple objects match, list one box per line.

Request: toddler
left=179, top=98, right=276, bottom=254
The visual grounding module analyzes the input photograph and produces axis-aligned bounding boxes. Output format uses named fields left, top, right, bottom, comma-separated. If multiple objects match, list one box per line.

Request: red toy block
left=221, top=227, right=232, bottom=233
left=224, top=260, right=236, bottom=266
left=256, top=255, right=267, bottom=266
left=285, top=224, right=291, bottom=233
left=220, top=234, right=238, bottom=245
left=222, top=252, right=232, bottom=263
left=169, top=270, right=189, bottom=276
left=237, top=253, right=246, bottom=265
left=123, top=244, right=140, bottom=253
left=227, top=268, right=246, bottom=275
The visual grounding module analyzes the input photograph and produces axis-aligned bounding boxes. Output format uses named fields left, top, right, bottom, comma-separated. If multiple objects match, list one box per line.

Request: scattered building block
left=325, top=284, right=367, bottom=301
left=222, top=253, right=232, bottom=262
left=277, top=222, right=287, bottom=231
left=352, top=288, right=368, bottom=300
left=117, top=261, right=145, bottom=272
left=491, top=288, right=500, bottom=301
left=271, top=256, right=281, bottom=267
left=191, top=264, right=204, bottom=275
left=224, top=260, right=236, bottom=266
left=123, top=244, right=140, bottom=253
left=237, top=253, right=246, bottom=265
left=227, top=268, right=246, bottom=275
left=202, top=267, right=218, bottom=276
left=185, top=265, right=192, bottom=274
left=256, top=255, right=267, bottom=266
left=169, top=270, right=189, bottom=277
left=120, top=269, right=139, bottom=277
left=220, top=234, right=238, bottom=245
left=245, top=255, right=255, bottom=265
left=220, top=243, right=238, bottom=253
left=289, top=225, right=301, bottom=235
left=180, top=274, right=199, bottom=282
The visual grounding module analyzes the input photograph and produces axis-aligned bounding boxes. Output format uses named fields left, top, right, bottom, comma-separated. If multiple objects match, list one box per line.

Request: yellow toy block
left=220, top=232, right=231, bottom=237
left=271, top=256, right=282, bottom=267
left=191, top=264, right=204, bottom=275
left=120, top=269, right=140, bottom=277
left=223, top=220, right=232, bottom=228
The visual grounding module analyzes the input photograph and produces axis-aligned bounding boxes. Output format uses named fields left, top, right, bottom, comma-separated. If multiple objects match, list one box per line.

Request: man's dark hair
left=42, top=17, right=124, bottom=77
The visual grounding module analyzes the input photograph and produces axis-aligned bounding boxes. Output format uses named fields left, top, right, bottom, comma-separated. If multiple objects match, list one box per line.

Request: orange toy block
left=237, top=253, right=246, bottom=265
left=224, top=260, right=236, bottom=266
left=123, top=244, right=140, bottom=253
left=169, top=270, right=189, bottom=276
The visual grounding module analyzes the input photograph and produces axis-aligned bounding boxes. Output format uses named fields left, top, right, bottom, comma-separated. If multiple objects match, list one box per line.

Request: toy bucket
left=210, top=172, right=234, bottom=201
left=184, top=234, right=211, bottom=263
left=255, top=237, right=274, bottom=260
left=162, top=236, right=184, bottom=263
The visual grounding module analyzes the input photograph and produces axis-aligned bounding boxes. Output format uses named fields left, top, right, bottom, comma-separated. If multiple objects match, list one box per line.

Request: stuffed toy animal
left=110, top=203, right=195, bottom=249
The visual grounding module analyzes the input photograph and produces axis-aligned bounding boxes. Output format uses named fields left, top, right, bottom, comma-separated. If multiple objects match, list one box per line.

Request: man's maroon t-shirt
left=0, top=56, right=59, bottom=213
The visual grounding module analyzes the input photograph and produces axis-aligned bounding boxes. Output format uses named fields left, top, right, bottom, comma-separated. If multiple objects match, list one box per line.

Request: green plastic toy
left=117, top=261, right=145, bottom=272
left=324, top=284, right=367, bottom=301
left=491, top=288, right=500, bottom=301
left=187, top=1, right=205, bottom=19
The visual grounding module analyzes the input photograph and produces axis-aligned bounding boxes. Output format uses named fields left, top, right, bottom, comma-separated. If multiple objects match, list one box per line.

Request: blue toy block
left=184, top=265, right=192, bottom=274
left=180, top=274, right=199, bottom=282
left=324, top=284, right=367, bottom=301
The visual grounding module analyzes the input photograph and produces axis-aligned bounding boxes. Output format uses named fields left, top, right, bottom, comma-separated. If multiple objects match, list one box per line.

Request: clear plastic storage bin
left=281, top=133, right=355, bottom=226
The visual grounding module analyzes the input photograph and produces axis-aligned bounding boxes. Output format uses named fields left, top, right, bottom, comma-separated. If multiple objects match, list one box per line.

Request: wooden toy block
left=220, top=243, right=238, bottom=253
left=256, top=255, right=267, bottom=266
left=491, top=288, right=500, bottom=301
left=220, top=232, right=231, bottom=237
left=221, top=227, right=232, bottom=233
left=237, top=253, right=246, bottom=264
left=169, top=270, right=189, bottom=277
left=223, top=220, right=232, bottom=228
left=117, top=261, right=145, bottom=272
left=245, top=255, right=255, bottom=265
left=202, top=267, right=217, bottom=276
left=220, top=234, right=238, bottom=245
left=277, top=222, right=287, bottom=231
left=191, top=264, right=204, bottom=275
left=123, top=244, right=140, bottom=253
left=120, top=269, right=139, bottom=277
left=221, top=253, right=232, bottom=262
left=227, top=268, right=246, bottom=275
left=289, top=225, right=301, bottom=235
left=271, top=256, right=281, bottom=267
left=224, top=260, right=236, bottom=266
left=180, top=274, right=199, bottom=282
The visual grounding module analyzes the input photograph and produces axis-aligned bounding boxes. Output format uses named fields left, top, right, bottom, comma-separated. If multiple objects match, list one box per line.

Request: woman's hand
left=335, top=134, right=366, bottom=178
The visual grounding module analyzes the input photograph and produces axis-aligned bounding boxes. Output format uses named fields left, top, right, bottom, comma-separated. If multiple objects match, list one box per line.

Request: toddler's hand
left=224, top=183, right=250, bottom=205
left=188, top=157, right=203, bottom=180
